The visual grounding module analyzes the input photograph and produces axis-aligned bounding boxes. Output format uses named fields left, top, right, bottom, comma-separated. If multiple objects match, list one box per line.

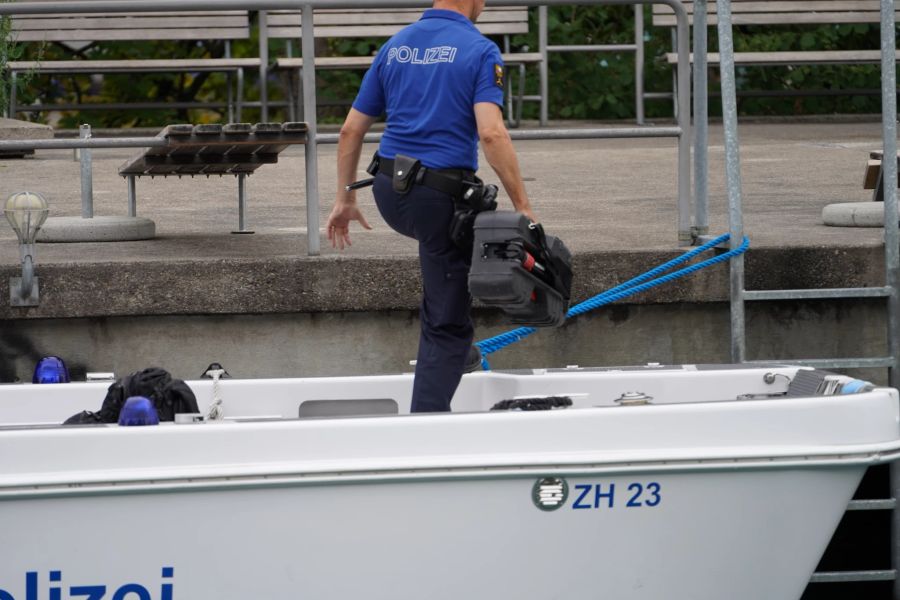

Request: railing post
left=301, top=3, right=320, bottom=256
left=634, top=4, right=644, bottom=125
left=538, top=5, right=548, bottom=126
left=692, top=0, right=709, bottom=239
left=127, top=175, right=137, bottom=217
left=715, top=0, right=746, bottom=364
left=79, top=124, right=94, bottom=219
left=259, top=10, right=270, bottom=123
left=225, top=40, right=234, bottom=123
left=673, top=0, right=692, bottom=245
left=877, top=0, right=900, bottom=594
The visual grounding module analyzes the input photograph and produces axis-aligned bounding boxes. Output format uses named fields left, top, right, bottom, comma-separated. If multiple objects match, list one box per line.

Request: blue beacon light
left=118, top=396, right=160, bottom=426
left=32, top=356, right=70, bottom=384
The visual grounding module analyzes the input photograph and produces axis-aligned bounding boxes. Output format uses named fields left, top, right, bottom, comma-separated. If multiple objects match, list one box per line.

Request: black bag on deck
left=63, top=367, right=199, bottom=425
left=468, top=211, right=573, bottom=328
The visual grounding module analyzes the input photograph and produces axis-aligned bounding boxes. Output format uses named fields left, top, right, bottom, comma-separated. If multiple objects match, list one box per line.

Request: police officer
left=326, top=0, right=537, bottom=413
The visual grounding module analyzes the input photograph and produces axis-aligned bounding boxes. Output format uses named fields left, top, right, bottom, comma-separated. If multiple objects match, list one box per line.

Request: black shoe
left=463, top=345, right=483, bottom=374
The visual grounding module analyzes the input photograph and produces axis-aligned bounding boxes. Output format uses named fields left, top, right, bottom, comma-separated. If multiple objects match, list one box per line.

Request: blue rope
left=475, top=233, right=750, bottom=370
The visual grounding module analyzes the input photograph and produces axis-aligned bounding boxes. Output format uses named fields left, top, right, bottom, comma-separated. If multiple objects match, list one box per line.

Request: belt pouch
left=365, top=154, right=380, bottom=176
left=391, top=154, right=421, bottom=194
left=449, top=208, right=477, bottom=254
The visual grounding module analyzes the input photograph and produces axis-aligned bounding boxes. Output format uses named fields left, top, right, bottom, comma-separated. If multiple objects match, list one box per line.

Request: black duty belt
left=377, top=157, right=474, bottom=198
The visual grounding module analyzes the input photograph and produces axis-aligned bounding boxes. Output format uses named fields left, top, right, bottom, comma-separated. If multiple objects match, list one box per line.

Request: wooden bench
left=260, top=7, right=542, bottom=126
left=6, top=8, right=253, bottom=121
left=652, top=0, right=900, bottom=99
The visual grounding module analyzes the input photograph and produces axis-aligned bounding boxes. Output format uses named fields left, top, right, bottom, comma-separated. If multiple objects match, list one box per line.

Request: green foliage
left=0, top=0, right=43, bottom=117
left=528, top=5, right=647, bottom=119
left=42, top=39, right=239, bottom=129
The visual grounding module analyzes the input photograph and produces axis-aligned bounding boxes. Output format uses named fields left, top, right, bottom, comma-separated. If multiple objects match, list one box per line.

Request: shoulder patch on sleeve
left=494, top=63, right=504, bottom=88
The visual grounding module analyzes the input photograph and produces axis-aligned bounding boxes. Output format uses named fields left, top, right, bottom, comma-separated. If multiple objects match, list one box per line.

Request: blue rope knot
left=475, top=233, right=750, bottom=370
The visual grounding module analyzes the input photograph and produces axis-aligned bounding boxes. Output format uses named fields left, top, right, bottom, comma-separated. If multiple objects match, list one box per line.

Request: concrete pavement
left=0, top=118, right=891, bottom=319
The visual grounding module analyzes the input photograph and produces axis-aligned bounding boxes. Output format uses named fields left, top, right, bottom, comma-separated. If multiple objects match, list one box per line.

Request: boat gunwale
left=1, top=437, right=898, bottom=501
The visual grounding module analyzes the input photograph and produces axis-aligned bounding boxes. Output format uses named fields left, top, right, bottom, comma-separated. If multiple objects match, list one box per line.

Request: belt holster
left=449, top=177, right=498, bottom=256
left=365, top=154, right=380, bottom=176
left=391, top=154, right=422, bottom=195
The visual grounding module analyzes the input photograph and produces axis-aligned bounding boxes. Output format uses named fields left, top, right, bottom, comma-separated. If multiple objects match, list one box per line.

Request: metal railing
left=537, top=4, right=646, bottom=125
left=707, top=0, right=900, bottom=595
left=0, top=0, right=692, bottom=258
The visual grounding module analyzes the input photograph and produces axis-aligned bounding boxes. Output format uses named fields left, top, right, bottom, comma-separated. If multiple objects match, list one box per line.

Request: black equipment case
left=468, top=211, right=573, bottom=327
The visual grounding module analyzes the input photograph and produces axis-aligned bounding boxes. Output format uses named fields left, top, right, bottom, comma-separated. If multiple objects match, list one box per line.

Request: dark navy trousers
left=372, top=172, right=474, bottom=413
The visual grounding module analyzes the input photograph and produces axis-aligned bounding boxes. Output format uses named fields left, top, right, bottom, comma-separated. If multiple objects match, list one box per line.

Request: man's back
left=352, top=9, right=504, bottom=170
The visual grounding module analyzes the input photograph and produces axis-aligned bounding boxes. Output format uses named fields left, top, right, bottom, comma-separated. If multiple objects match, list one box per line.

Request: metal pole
left=233, top=173, right=254, bottom=234
left=21, top=252, right=34, bottom=296
left=79, top=124, right=93, bottom=219
left=226, top=72, right=235, bottom=123
left=225, top=41, right=234, bottom=123
left=634, top=4, right=644, bottom=125
left=877, top=0, right=900, bottom=594
left=9, top=71, right=16, bottom=119
left=880, top=0, right=899, bottom=389
left=546, top=43, right=636, bottom=51
left=237, top=67, right=245, bottom=123
left=239, top=174, right=247, bottom=231
left=670, top=28, right=677, bottom=116
left=317, top=126, right=683, bottom=144
left=127, top=175, right=137, bottom=217
left=259, top=10, right=270, bottom=122
left=0, top=137, right=166, bottom=151
left=715, top=0, right=746, bottom=363
left=539, top=5, right=549, bottom=126
left=692, top=0, right=708, bottom=239
left=674, top=0, right=691, bottom=245
left=302, top=3, right=320, bottom=255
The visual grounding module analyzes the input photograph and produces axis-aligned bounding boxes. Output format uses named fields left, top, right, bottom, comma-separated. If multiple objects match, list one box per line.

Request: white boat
left=0, top=364, right=898, bottom=600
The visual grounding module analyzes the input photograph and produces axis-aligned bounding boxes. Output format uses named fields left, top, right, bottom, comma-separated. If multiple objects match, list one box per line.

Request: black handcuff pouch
left=391, top=154, right=422, bottom=195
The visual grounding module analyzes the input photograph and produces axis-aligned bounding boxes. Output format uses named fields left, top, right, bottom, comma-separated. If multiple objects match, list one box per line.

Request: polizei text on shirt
left=386, top=46, right=458, bottom=65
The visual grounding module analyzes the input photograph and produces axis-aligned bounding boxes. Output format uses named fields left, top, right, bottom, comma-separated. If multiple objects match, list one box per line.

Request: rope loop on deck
left=475, top=233, right=750, bottom=370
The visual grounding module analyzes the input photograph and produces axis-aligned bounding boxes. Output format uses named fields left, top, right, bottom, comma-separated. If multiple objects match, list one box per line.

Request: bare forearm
left=335, top=108, right=377, bottom=206
left=474, top=103, right=535, bottom=221
left=482, top=131, right=532, bottom=215
left=336, top=128, right=366, bottom=205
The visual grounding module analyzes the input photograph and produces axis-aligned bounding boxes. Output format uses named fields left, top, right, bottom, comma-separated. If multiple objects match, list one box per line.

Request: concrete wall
left=1, top=298, right=887, bottom=386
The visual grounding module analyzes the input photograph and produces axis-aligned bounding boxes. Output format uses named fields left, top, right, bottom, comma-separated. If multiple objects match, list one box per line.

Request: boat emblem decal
left=532, top=477, right=568, bottom=511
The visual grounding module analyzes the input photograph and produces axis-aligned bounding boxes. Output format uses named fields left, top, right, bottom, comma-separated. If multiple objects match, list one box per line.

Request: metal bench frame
left=258, top=7, right=541, bottom=127
left=652, top=0, right=900, bottom=106
left=6, top=9, right=253, bottom=121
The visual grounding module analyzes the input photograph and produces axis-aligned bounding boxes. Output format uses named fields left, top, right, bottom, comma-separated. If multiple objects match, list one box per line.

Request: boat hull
left=0, top=467, right=863, bottom=600
left=0, top=365, right=896, bottom=599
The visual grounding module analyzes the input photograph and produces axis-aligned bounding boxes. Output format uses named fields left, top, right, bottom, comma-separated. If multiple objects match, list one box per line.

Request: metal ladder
left=702, top=0, right=900, bottom=595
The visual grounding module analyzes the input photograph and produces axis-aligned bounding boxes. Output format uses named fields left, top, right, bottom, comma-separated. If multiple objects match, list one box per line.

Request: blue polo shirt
left=352, top=9, right=505, bottom=171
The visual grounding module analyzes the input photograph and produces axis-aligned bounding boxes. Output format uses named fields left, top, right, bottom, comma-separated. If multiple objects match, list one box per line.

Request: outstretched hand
left=326, top=202, right=372, bottom=250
